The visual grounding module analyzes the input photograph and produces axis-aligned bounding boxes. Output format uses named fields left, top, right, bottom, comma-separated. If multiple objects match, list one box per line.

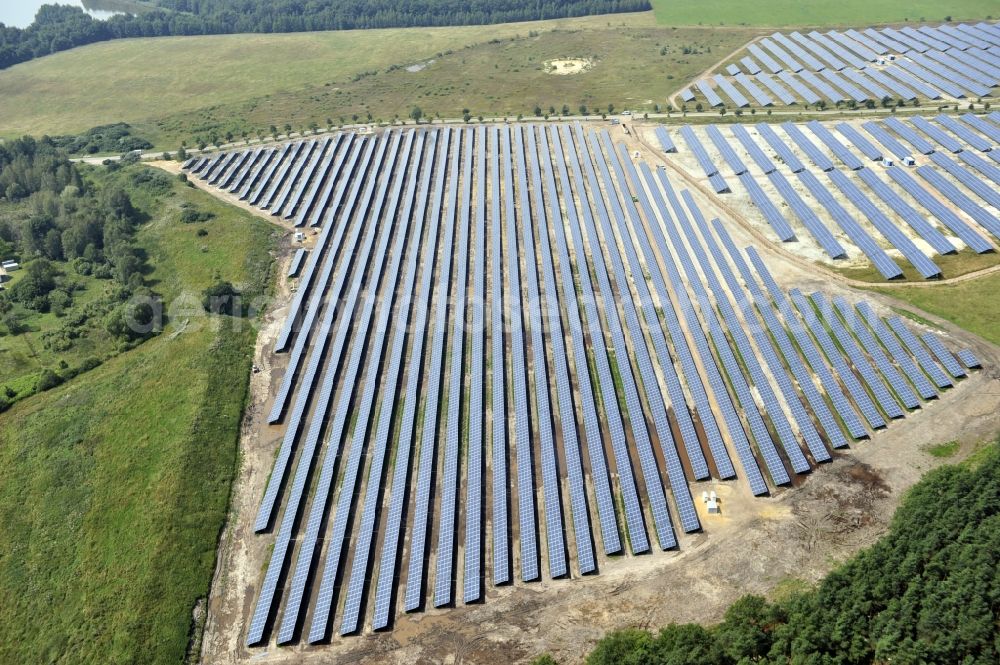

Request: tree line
left=559, top=444, right=1000, bottom=665
left=0, top=1, right=651, bottom=70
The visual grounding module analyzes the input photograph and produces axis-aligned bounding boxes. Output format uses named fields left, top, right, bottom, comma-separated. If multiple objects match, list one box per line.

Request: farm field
left=650, top=0, right=998, bottom=28
left=0, top=176, right=276, bottom=664
left=0, top=15, right=754, bottom=149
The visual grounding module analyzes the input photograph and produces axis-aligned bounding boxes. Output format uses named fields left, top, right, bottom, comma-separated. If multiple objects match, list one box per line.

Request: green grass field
left=871, top=271, right=1000, bottom=347
left=650, top=0, right=997, bottom=27
left=0, top=176, right=275, bottom=664
left=0, top=14, right=757, bottom=149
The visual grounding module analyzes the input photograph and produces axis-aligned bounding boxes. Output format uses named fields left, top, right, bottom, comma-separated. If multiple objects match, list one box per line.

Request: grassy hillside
left=0, top=176, right=276, bottom=664
left=0, top=14, right=755, bottom=149
left=650, top=0, right=997, bottom=27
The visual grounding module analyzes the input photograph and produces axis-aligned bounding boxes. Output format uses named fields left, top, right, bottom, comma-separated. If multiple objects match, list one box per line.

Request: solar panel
left=641, top=196, right=775, bottom=491
left=584, top=127, right=693, bottom=539
left=371, top=131, right=443, bottom=629
left=845, top=28, right=887, bottom=56
left=737, top=172, right=796, bottom=241
left=915, top=165, right=1000, bottom=239
left=829, top=296, right=922, bottom=409
left=885, top=316, right=953, bottom=390
left=809, top=30, right=865, bottom=68
left=744, top=246, right=871, bottom=437
left=921, top=333, right=967, bottom=378
left=883, top=117, right=935, bottom=155
left=796, top=170, right=903, bottom=280
left=496, top=127, right=542, bottom=582
left=706, top=125, right=748, bottom=175
left=730, top=124, right=778, bottom=174
left=883, top=65, right=943, bottom=99
left=885, top=166, right=993, bottom=253
left=937, top=115, right=994, bottom=152
left=245, top=131, right=399, bottom=647
left=894, top=58, right=968, bottom=98
left=787, top=288, right=887, bottom=428
left=777, top=71, right=822, bottom=104
left=792, top=31, right=847, bottom=70
left=817, top=68, right=868, bottom=103
left=733, top=73, right=774, bottom=106
left=828, top=30, right=879, bottom=62
left=807, top=120, right=864, bottom=170
left=553, top=124, right=646, bottom=553
left=844, top=68, right=892, bottom=101
left=680, top=88, right=696, bottom=103
left=757, top=123, right=806, bottom=172
left=304, top=131, right=417, bottom=643
left=749, top=42, right=784, bottom=74
left=432, top=129, right=475, bottom=608
left=923, top=50, right=996, bottom=88
left=726, top=63, right=741, bottom=76
left=272, top=140, right=322, bottom=216
left=933, top=24, right=979, bottom=50
left=339, top=131, right=432, bottom=635
left=755, top=72, right=798, bottom=105
left=489, top=126, right=511, bottom=584
left=698, top=220, right=837, bottom=458
left=956, top=23, right=1000, bottom=48
left=766, top=170, right=846, bottom=258
left=966, top=48, right=1000, bottom=78
left=957, top=151, right=1000, bottom=185
left=854, top=302, right=938, bottom=400
left=718, top=231, right=849, bottom=449
left=806, top=291, right=906, bottom=419
left=835, top=122, right=883, bottom=161
left=766, top=34, right=810, bottom=71
left=741, top=56, right=763, bottom=74
left=799, top=69, right=846, bottom=103
left=306, top=135, right=363, bottom=228
left=565, top=123, right=671, bottom=548
left=960, top=113, right=1000, bottom=143
left=714, top=74, right=750, bottom=107
left=462, top=125, right=487, bottom=604
left=287, top=248, right=307, bottom=278
left=655, top=126, right=677, bottom=153
left=910, top=116, right=963, bottom=153
left=516, top=126, right=568, bottom=577
left=957, top=348, right=982, bottom=369
left=855, top=167, right=956, bottom=255
left=536, top=126, right=607, bottom=569
left=782, top=121, right=836, bottom=171
left=907, top=50, right=992, bottom=94
left=608, top=139, right=728, bottom=482
left=680, top=125, right=721, bottom=177
left=927, top=152, right=1000, bottom=209
left=858, top=67, right=916, bottom=101
left=696, top=79, right=725, bottom=107
left=863, top=27, right=908, bottom=54
left=862, top=121, right=912, bottom=161
left=664, top=194, right=791, bottom=487
left=904, top=26, right=949, bottom=51
left=827, top=169, right=941, bottom=279
left=883, top=27, right=926, bottom=53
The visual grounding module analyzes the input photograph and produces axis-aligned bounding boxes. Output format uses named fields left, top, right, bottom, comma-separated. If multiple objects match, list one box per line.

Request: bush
left=202, top=281, right=241, bottom=316
left=36, top=369, right=63, bottom=392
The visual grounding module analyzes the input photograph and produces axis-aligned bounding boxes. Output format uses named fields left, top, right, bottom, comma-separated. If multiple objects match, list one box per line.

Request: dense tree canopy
left=0, top=1, right=651, bottom=69
left=583, top=445, right=1000, bottom=665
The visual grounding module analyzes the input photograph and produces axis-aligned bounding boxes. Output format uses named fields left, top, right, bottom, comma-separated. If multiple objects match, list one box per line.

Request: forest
left=571, top=443, right=1000, bottom=665
left=0, top=1, right=651, bottom=69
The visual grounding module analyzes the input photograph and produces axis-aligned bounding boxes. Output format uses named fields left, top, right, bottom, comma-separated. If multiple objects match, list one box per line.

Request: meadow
left=0, top=14, right=755, bottom=149
left=0, top=174, right=276, bottom=664
left=650, top=0, right=997, bottom=28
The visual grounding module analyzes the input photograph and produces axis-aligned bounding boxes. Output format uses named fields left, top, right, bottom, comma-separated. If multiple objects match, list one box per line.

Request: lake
left=1, top=1, right=122, bottom=29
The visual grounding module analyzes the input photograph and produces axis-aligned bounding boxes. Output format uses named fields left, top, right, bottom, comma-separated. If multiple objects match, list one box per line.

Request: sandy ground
left=545, top=59, right=593, bottom=75
left=175, top=127, right=1000, bottom=665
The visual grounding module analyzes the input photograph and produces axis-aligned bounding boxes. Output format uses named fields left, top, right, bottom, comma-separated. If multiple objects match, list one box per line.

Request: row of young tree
left=0, top=1, right=650, bottom=70
left=568, top=445, right=1000, bottom=665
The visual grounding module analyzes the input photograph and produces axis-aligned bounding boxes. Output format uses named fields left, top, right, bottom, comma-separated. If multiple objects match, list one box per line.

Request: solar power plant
left=180, top=123, right=983, bottom=646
